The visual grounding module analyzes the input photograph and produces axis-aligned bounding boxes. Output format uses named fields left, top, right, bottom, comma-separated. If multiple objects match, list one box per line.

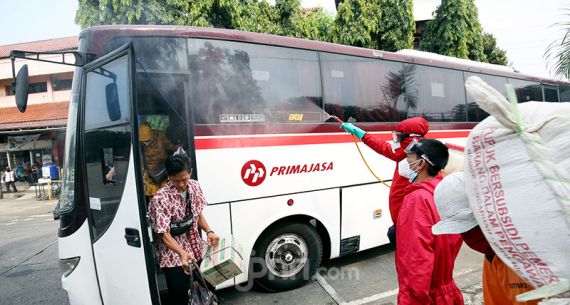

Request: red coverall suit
left=361, top=117, right=429, bottom=224
left=396, top=176, right=464, bottom=305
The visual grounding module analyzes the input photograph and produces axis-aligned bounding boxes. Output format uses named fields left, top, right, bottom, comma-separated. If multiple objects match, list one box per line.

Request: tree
left=75, top=0, right=334, bottom=42
left=75, top=0, right=175, bottom=27
left=419, top=0, right=487, bottom=62
left=275, top=0, right=334, bottom=42
left=482, top=33, right=508, bottom=65
left=333, top=0, right=380, bottom=48
left=545, top=10, right=570, bottom=79
left=334, top=0, right=414, bottom=51
left=237, top=0, right=282, bottom=35
left=335, top=0, right=342, bottom=10
left=374, top=0, right=414, bottom=52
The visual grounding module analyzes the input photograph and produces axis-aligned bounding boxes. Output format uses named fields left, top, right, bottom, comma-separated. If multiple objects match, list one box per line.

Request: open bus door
left=80, top=43, right=159, bottom=305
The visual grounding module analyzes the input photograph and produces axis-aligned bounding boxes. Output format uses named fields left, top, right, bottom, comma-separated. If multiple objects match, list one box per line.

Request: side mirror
left=105, top=83, right=121, bottom=121
left=15, top=64, right=29, bottom=113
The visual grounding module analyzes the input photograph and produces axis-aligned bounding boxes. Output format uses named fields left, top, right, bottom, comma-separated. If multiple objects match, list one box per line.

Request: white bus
left=10, top=25, right=570, bottom=305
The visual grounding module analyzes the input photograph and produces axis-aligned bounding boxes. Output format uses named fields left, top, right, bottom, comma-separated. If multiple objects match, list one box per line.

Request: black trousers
left=387, top=224, right=396, bottom=246
left=163, top=266, right=189, bottom=305
left=5, top=181, right=17, bottom=192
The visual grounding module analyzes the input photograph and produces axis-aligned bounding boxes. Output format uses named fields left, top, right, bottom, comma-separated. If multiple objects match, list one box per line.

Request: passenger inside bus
left=139, top=121, right=177, bottom=200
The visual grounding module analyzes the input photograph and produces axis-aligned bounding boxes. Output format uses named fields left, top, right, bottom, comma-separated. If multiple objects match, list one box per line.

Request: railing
left=34, top=179, right=61, bottom=200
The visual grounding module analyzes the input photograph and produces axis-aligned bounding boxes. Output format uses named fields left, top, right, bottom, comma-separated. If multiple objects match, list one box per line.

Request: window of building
left=52, top=79, right=73, bottom=91
left=404, top=64, right=467, bottom=122
left=189, top=39, right=323, bottom=124
left=543, top=85, right=559, bottom=102
left=464, top=72, right=508, bottom=122
left=508, top=78, right=542, bottom=103
left=6, top=82, right=48, bottom=95
left=321, top=53, right=405, bottom=122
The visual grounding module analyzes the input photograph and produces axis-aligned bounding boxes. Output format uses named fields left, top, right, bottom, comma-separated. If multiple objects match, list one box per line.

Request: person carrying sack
left=149, top=154, right=220, bottom=305
left=432, top=172, right=540, bottom=305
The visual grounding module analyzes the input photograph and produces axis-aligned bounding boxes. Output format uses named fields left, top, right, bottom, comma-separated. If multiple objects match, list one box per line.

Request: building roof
left=0, top=36, right=79, bottom=59
left=0, top=101, right=69, bottom=131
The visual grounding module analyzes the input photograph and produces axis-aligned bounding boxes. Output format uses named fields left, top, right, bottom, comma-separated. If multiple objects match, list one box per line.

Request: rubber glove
left=340, top=123, right=366, bottom=140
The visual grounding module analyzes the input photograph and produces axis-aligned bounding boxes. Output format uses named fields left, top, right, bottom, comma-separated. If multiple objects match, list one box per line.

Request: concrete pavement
left=0, top=186, right=66, bottom=305
left=0, top=186, right=486, bottom=305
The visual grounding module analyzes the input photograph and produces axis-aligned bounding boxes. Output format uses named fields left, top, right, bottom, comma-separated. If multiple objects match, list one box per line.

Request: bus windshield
left=59, top=80, right=80, bottom=211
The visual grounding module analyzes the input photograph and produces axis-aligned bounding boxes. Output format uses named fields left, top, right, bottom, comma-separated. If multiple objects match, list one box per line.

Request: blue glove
left=340, top=123, right=366, bottom=140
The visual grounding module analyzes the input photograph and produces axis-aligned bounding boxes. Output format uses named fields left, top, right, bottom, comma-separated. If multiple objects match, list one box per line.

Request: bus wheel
left=252, top=223, right=322, bottom=292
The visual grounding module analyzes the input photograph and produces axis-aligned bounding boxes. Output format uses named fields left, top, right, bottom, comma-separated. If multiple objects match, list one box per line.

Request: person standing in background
left=3, top=167, right=18, bottom=193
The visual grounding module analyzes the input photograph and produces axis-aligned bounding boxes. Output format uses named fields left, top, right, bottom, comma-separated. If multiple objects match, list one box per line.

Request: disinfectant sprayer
left=326, top=113, right=390, bottom=188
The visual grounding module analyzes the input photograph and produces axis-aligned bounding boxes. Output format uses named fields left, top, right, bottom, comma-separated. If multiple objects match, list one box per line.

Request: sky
left=0, top=0, right=567, bottom=79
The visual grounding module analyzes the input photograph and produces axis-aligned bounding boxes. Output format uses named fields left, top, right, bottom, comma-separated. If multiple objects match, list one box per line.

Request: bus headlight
left=60, top=256, right=80, bottom=278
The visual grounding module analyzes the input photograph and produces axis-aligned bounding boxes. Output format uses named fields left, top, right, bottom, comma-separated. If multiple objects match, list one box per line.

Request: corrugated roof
left=0, top=36, right=79, bottom=59
left=0, top=101, right=69, bottom=130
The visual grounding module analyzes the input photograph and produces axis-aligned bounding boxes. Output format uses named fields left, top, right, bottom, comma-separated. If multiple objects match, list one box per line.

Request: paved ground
left=216, top=242, right=485, bottom=305
left=0, top=185, right=485, bottom=305
left=0, top=184, right=66, bottom=305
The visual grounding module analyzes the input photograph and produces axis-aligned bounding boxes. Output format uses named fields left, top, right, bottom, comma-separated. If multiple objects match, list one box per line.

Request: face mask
left=398, top=159, right=411, bottom=178
left=409, top=159, right=423, bottom=183
left=398, top=159, right=421, bottom=180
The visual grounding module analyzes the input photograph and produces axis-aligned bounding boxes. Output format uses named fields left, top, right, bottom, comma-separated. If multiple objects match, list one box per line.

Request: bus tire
left=251, top=222, right=322, bottom=292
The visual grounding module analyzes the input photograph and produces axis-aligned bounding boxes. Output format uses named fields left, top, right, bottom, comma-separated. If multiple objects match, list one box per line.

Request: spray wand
left=330, top=115, right=344, bottom=124
left=327, top=114, right=390, bottom=188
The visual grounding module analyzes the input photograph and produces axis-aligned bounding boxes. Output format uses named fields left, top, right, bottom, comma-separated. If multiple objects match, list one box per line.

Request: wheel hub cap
left=265, top=233, right=308, bottom=278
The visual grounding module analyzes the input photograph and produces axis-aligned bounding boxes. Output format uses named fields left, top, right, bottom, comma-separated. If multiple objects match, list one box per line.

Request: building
left=0, top=36, right=78, bottom=175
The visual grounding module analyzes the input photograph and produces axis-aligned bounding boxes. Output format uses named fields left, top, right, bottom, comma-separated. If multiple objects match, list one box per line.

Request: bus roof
left=83, top=25, right=570, bottom=86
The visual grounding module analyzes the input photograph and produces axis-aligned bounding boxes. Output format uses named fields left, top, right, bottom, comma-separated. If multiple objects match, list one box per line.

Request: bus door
left=81, top=43, right=157, bottom=305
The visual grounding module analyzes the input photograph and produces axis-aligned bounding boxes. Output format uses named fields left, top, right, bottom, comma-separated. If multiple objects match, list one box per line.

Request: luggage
left=188, top=263, right=218, bottom=305
left=463, top=76, right=570, bottom=302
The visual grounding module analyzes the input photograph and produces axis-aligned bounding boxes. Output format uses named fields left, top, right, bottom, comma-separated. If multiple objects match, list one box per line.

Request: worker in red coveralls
left=396, top=139, right=464, bottom=305
left=340, top=117, right=429, bottom=244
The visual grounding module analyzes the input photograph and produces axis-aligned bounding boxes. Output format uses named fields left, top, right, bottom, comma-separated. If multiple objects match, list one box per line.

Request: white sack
left=464, top=76, right=570, bottom=295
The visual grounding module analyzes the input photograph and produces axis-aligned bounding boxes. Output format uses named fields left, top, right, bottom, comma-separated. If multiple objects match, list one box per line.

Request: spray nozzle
left=330, top=115, right=344, bottom=124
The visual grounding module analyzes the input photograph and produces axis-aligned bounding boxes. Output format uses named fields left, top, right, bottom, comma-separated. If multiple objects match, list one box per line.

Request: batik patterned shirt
left=149, top=179, right=207, bottom=268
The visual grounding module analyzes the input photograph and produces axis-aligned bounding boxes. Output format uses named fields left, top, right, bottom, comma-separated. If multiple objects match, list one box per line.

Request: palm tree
left=545, top=10, right=570, bottom=79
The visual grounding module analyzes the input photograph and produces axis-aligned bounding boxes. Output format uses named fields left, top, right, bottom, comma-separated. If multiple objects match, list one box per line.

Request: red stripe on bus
left=194, top=130, right=470, bottom=150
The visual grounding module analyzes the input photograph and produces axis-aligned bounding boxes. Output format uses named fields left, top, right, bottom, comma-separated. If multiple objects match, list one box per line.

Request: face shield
left=392, top=131, right=423, bottom=151
left=404, top=139, right=435, bottom=166
left=392, top=131, right=403, bottom=143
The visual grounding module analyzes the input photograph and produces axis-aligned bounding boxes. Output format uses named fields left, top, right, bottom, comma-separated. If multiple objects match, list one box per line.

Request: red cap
left=395, top=117, right=429, bottom=136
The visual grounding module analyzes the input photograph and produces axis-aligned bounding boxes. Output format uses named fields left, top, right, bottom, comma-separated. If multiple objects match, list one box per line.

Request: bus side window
left=543, top=85, right=559, bottom=102
left=508, top=78, right=543, bottom=103
left=189, top=40, right=323, bottom=125
left=321, top=52, right=403, bottom=123
left=84, top=55, right=133, bottom=240
left=405, top=64, right=466, bottom=122
left=560, top=86, right=570, bottom=102
left=464, top=72, right=508, bottom=122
